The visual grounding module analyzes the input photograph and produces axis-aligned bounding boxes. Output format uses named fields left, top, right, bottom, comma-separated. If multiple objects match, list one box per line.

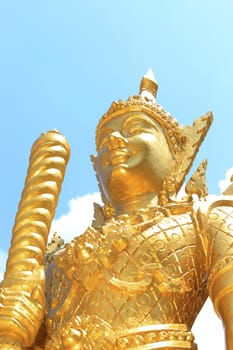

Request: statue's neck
left=113, top=193, right=159, bottom=217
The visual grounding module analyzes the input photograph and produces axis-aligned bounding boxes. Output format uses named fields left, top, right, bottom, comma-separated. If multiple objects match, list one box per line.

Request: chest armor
left=45, top=210, right=207, bottom=349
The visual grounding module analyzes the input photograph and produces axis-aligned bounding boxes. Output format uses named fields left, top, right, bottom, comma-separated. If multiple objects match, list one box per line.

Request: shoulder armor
left=45, top=226, right=102, bottom=324
left=192, top=195, right=233, bottom=256
left=193, top=195, right=233, bottom=320
left=193, top=194, right=233, bottom=228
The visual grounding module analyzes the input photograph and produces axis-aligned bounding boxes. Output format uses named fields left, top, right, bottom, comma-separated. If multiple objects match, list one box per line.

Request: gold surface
left=1, top=71, right=233, bottom=349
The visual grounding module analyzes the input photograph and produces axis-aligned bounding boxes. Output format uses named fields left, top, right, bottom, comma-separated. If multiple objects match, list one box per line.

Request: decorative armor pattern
left=44, top=207, right=208, bottom=349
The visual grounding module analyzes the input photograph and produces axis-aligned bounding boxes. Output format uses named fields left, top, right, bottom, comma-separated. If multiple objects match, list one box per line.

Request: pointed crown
left=96, top=70, right=182, bottom=156
left=95, top=70, right=213, bottom=194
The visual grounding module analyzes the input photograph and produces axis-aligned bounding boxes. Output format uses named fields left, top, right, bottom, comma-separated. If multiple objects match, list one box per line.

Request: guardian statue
left=0, top=71, right=233, bottom=350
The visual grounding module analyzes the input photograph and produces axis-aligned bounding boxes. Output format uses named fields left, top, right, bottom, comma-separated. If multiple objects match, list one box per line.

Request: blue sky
left=1, top=0, right=233, bottom=249
left=0, top=1, right=233, bottom=348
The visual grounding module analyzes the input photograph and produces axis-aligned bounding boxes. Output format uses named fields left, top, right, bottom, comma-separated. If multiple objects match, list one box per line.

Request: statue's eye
left=128, top=126, right=147, bottom=135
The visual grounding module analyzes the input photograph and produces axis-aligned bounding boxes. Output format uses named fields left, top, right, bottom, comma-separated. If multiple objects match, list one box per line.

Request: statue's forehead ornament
left=95, top=70, right=184, bottom=156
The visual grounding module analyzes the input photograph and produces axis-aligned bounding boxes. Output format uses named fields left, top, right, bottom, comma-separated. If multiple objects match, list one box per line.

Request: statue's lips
left=109, top=148, right=131, bottom=166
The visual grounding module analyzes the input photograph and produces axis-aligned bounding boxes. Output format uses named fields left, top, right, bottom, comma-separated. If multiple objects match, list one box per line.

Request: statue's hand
left=0, top=269, right=45, bottom=348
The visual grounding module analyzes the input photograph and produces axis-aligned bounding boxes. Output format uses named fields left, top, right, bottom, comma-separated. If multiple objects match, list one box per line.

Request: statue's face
left=96, top=112, right=174, bottom=205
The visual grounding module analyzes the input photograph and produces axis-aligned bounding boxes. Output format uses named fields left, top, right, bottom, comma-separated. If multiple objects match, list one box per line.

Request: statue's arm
left=203, top=197, right=233, bottom=349
left=0, top=130, right=70, bottom=349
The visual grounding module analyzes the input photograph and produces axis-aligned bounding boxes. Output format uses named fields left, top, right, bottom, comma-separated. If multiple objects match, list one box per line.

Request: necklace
left=101, top=206, right=166, bottom=237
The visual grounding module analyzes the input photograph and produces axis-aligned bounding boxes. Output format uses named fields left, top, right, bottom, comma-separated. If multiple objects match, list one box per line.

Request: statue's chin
left=106, top=165, right=131, bottom=204
left=105, top=165, right=162, bottom=207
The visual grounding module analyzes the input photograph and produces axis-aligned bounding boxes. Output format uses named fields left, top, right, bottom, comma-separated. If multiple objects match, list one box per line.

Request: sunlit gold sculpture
left=1, top=71, right=233, bottom=349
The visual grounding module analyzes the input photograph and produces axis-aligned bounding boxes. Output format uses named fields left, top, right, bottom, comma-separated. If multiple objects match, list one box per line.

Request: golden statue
left=0, top=70, right=233, bottom=350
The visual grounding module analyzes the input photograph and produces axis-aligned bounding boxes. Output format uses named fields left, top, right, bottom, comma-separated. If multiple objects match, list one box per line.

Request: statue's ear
left=90, top=155, right=115, bottom=222
left=90, top=154, right=109, bottom=205
left=173, top=111, right=213, bottom=193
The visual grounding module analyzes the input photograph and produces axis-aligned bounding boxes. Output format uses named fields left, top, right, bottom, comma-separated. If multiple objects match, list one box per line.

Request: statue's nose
left=108, top=132, right=127, bottom=150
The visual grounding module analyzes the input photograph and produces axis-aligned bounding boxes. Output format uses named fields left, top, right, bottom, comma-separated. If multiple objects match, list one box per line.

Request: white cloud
left=49, top=192, right=102, bottom=243
left=218, top=167, right=233, bottom=194
left=193, top=298, right=225, bottom=349
left=176, top=183, right=187, bottom=199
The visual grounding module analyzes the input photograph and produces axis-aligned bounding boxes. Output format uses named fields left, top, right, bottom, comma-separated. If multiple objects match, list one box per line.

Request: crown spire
left=139, top=69, right=158, bottom=102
